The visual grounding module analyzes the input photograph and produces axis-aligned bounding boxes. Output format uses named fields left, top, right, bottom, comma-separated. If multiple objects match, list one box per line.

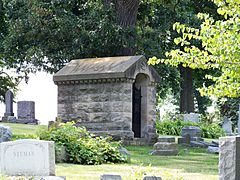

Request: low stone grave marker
left=178, top=126, right=203, bottom=144
left=100, top=174, right=122, bottom=180
left=143, top=176, right=162, bottom=180
left=34, top=176, right=66, bottom=180
left=0, top=139, right=55, bottom=176
left=151, top=136, right=178, bottom=156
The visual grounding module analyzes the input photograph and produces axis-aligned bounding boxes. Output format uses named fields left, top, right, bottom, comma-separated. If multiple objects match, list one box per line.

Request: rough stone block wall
left=147, top=85, right=157, bottom=127
left=58, top=82, right=133, bottom=139
left=219, top=136, right=240, bottom=180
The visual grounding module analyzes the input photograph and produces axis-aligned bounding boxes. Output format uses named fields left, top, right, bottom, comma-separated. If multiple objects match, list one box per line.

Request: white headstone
left=0, top=139, right=55, bottom=176
left=183, top=113, right=200, bottom=123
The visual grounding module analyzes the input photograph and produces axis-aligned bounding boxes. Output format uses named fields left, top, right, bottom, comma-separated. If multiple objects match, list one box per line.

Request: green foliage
left=156, top=119, right=195, bottom=136
left=156, top=119, right=225, bottom=139
left=39, top=122, right=127, bottom=165
left=11, top=133, right=38, bottom=140
left=217, top=97, right=240, bottom=127
left=0, top=73, right=18, bottom=102
left=1, top=0, right=129, bottom=73
left=0, top=0, right=19, bottom=102
left=137, top=0, right=218, bottom=99
left=149, top=0, right=240, bottom=97
left=1, top=0, right=218, bottom=102
left=200, top=123, right=225, bottom=139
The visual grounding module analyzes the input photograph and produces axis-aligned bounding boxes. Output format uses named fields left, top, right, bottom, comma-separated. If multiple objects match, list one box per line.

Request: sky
left=0, top=72, right=57, bottom=125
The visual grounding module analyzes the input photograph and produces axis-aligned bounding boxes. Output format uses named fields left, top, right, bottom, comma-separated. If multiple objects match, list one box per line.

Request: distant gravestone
left=2, top=90, right=14, bottom=122
left=222, top=117, right=232, bottom=135
left=0, top=125, right=12, bottom=143
left=17, top=101, right=38, bottom=124
left=158, top=136, right=175, bottom=143
left=178, top=126, right=202, bottom=144
left=181, top=126, right=201, bottom=138
left=4, top=90, right=14, bottom=117
left=183, top=113, right=200, bottom=123
left=0, top=139, right=55, bottom=176
left=100, top=174, right=122, bottom=180
left=151, top=136, right=178, bottom=156
left=219, top=136, right=240, bottom=180
left=143, top=176, right=162, bottom=180
left=34, top=176, right=66, bottom=180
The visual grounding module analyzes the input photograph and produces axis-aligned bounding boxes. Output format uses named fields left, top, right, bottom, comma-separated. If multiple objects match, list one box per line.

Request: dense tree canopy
left=149, top=0, right=240, bottom=98
left=0, top=0, right=179, bottom=101
left=0, top=0, right=221, bottom=110
left=0, top=0, right=18, bottom=101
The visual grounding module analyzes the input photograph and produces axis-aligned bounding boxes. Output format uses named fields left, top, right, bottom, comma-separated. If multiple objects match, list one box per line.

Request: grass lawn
left=0, top=123, right=219, bottom=179
left=0, top=122, right=47, bottom=135
left=56, top=145, right=218, bottom=180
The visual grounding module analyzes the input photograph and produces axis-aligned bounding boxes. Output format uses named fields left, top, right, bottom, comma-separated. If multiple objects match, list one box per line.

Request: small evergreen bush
left=156, top=119, right=225, bottom=139
left=39, top=122, right=127, bottom=165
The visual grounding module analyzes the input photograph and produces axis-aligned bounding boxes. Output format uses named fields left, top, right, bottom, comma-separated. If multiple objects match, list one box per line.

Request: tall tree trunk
left=179, top=66, right=194, bottom=113
left=103, top=0, right=140, bottom=55
left=115, top=0, right=139, bottom=55
left=115, top=0, right=139, bottom=28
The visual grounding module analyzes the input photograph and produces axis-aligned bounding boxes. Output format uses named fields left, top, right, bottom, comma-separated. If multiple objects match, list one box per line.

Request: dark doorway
left=132, top=84, right=141, bottom=138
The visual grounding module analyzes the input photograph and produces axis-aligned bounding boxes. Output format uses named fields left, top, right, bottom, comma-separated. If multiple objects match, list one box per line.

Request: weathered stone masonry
left=54, top=56, right=160, bottom=142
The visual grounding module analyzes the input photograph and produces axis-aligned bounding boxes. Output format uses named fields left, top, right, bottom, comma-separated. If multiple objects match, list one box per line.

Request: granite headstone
left=17, top=101, right=38, bottom=124
left=2, top=90, right=14, bottom=121
left=219, top=136, right=240, bottom=180
left=0, top=139, right=55, bottom=176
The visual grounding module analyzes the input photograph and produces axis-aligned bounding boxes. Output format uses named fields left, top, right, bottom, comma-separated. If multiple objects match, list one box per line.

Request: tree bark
left=103, top=0, right=140, bottom=55
left=116, top=0, right=139, bottom=55
left=103, top=0, right=112, bottom=7
left=115, top=0, right=139, bottom=28
left=179, top=66, right=195, bottom=113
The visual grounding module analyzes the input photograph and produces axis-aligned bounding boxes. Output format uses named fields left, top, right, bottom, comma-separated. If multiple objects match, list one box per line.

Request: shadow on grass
left=126, top=145, right=218, bottom=175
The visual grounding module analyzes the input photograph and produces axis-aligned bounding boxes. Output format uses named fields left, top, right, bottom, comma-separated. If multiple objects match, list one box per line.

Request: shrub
left=11, top=134, right=39, bottom=140
left=156, top=119, right=225, bottom=139
left=199, top=123, right=225, bottom=139
left=39, top=122, right=127, bottom=165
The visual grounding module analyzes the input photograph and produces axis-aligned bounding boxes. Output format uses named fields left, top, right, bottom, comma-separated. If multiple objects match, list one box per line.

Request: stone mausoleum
left=53, top=56, right=160, bottom=144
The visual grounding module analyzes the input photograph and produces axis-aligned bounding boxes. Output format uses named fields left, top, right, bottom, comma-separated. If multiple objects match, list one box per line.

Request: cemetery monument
left=2, top=90, right=14, bottom=122
left=54, top=56, right=160, bottom=143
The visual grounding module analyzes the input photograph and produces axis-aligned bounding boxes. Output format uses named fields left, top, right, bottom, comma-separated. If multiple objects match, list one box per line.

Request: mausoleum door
left=132, top=85, right=141, bottom=138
